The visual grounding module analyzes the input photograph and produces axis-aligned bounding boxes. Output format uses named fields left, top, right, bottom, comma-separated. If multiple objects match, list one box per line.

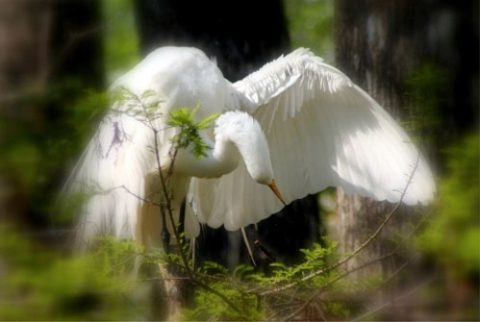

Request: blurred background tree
left=0, top=0, right=478, bottom=320
left=0, top=0, right=104, bottom=240
left=334, top=1, right=478, bottom=319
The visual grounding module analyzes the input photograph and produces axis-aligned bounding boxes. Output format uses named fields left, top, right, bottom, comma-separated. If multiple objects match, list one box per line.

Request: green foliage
left=181, top=242, right=352, bottom=320
left=0, top=227, right=144, bottom=320
left=198, top=260, right=230, bottom=276
left=103, top=0, right=139, bottom=80
left=183, top=279, right=263, bottom=321
left=168, top=106, right=219, bottom=159
left=284, top=0, right=334, bottom=61
left=418, top=133, right=480, bottom=277
left=253, top=242, right=336, bottom=287
left=140, top=89, right=164, bottom=119
left=111, top=87, right=218, bottom=160
left=404, top=63, right=449, bottom=145
left=0, top=84, right=110, bottom=224
left=69, top=89, right=112, bottom=138
left=110, top=87, right=164, bottom=122
left=93, top=236, right=145, bottom=277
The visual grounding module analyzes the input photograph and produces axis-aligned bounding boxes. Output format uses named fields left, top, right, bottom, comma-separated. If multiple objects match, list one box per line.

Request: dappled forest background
left=0, top=0, right=478, bottom=320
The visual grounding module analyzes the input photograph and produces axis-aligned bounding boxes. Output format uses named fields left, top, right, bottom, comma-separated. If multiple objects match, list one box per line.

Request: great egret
left=67, top=46, right=434, bottom=248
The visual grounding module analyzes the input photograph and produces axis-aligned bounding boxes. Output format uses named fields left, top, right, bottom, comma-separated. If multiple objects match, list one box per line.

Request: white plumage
left=66, top=46, right=435, bottom=248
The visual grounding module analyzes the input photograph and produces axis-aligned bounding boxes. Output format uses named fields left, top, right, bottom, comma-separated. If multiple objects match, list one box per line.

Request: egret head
left=215, top=111, right=287, bottom=206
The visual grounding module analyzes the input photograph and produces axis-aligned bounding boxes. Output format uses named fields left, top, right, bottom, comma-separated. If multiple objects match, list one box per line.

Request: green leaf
left=418, top=133, right=480, bottom=276
left=197, top=112, right=220, bottom=129
left=167, top=106, right=218, bottom=159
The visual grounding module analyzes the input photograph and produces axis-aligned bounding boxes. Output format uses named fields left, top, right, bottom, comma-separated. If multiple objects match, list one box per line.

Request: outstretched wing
left=188, top=48, right=435, bottom=231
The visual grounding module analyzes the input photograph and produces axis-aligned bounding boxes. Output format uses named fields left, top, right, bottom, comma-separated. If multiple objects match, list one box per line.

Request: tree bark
left=334, top=0, right=478, bottom=317
left=0, top=0, right=104, bottom=234
left=334, top=0, right=420, bottom=281
left=49, top=0, right=104, bottom=88
left=0, top=0, right=52, bottom=224
left=134, top=0, right=289, bottom=81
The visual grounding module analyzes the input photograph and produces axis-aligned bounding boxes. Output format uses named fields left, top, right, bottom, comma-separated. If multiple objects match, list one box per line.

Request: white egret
left=67, top=46, right=434, bottom=248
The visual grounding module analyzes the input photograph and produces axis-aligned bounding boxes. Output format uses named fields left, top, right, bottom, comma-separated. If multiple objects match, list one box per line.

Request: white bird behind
left=65, top=46, right=435, bottom=248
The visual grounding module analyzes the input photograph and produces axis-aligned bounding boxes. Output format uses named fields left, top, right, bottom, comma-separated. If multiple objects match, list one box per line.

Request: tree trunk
left=0, top=0, right=103, bottom=236
left=49, top=0, right=104, bottom=88
left=334, top=0, right=420, bottom=281
left=0, top=0, right=52, bottom=224
left=334, top=0, right=478, bottom=318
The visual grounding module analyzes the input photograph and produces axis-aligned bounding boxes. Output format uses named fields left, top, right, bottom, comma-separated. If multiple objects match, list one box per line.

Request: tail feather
left=64, top=112, right=157, bottom=249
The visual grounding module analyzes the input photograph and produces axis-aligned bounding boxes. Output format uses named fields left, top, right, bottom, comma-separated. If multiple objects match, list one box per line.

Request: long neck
left=173, top=131, right=240, bottom=178
left=172, top=111, right=272, bottom=182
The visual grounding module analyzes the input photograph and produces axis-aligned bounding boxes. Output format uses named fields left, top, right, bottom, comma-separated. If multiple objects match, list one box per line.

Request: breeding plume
left=67, top=47, right=435, bottom=248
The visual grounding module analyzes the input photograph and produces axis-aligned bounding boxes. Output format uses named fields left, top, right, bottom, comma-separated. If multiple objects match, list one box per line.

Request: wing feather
left=189, top=48, right=435, bottom=231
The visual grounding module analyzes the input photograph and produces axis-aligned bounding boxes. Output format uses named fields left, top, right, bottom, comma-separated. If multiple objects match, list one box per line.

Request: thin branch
left=272, top=168, right=431, bottom=321
left=140, top=277, right=191, bottom=282
left=259, top=156, right=420, bottom=296
left=50, top=26, right=104, bottom=78
left=77, top=183, right=161, bottom=207
left=278, top=251, right=399, bottom=321
left=124, top=90, right=249, bottom=316
left=259, top=202, right=400, bottom=296
left=190, top=278, right=247, bottom=318
left=128, top=91, right=187, bottom=258
left=120, top=185, right=162, bottom=207
left=352, top=273, right=435, bottom=321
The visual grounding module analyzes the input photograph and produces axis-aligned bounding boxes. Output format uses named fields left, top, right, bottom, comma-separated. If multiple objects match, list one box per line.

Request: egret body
left=66, top=47, right=435, bottom=248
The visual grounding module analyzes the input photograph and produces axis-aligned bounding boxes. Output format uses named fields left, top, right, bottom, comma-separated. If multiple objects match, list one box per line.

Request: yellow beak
left=268, top=179, right=287, bottom=206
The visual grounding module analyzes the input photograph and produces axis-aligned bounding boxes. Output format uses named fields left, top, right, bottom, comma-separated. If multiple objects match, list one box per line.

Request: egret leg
left=254, top=239, right=276, bottom=262
left=191, top=237, right=196, bottom=271
left=252, top=224, right=276, bottom=262
left=177, top=198, right=186, bottom=242
left=160, top=204, right=170, bottom=252
left=241, top=227, right=257, bottom=266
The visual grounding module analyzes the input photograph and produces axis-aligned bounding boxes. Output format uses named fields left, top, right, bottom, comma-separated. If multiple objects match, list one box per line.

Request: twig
left=278, top=250, right=399, bottom=321
left=190, top=278, right=247, bottom=318
left=259, top=156, right=420, bottom=296
left=125, top=90, right=248, bottom=316
left=259, top=202, right=400, bottom=296
left=120, top=184, right=162, bottom=207
left=80, top=183, right=161, bottom=207
left=128, top=91, right=185, bottom=256
left=352, top=273, right=435, bottom=321
left=282, top=207, right=432, bottom=320
left=50, top=26, right=104, bottom=77
left=140, top=277, right=191, bottom=282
